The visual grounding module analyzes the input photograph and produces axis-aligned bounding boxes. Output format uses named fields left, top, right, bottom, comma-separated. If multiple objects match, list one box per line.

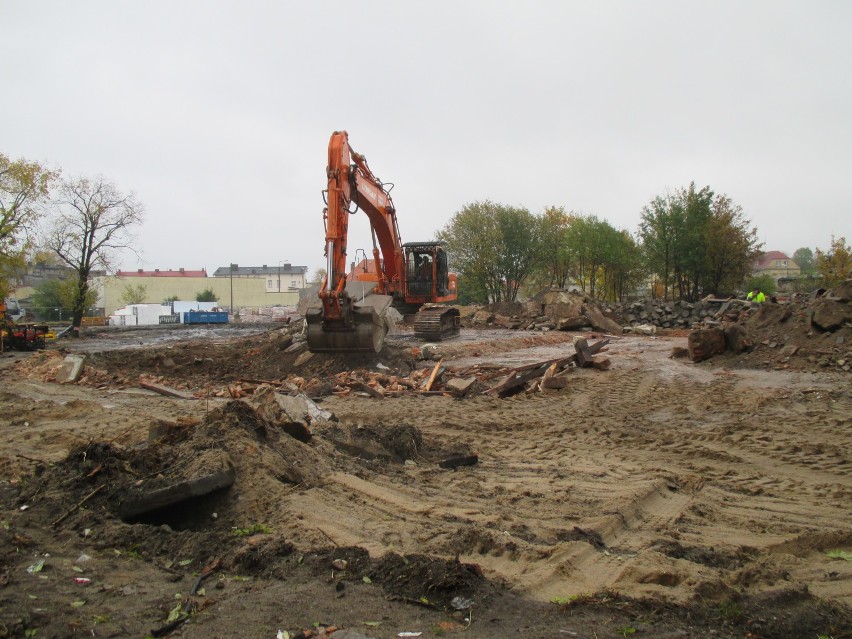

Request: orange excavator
left=0, top=300, right=48, bottom=351
left=306, top=131, right=460, bottom=353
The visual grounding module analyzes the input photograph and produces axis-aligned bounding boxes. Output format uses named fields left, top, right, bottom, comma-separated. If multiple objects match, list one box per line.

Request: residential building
left=211, top=263, right=308, bottom=292
left=753, top=251, right=801, bottom=281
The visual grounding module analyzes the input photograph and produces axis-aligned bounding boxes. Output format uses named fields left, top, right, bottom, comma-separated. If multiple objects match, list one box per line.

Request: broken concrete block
left=541, top=376, right=570, bottom=390
left=687, top=328, right=727, bottom=362
left=582, top=304, right=623, bottom=335
left=445, top=377, right=477, bottom=397
left=810, top=298, right=852, bottom=332
left=56, top=354, right=86, bottom=384
left=294, top=350, right=314, bottom=366
left=472, top=310, right=495, bottom=325
left=557, top=316, right=589, bottom=331
left=631, top=323, right=657, bottom=335
left=250, top=386, right=320, bottom=440
left=285, top=341, right=307, bottom=354
left=723, top=323, right=752, bottom=354
left=591, top=356, right=611, bottom=371
left=117, top=450, right=235, bottom=520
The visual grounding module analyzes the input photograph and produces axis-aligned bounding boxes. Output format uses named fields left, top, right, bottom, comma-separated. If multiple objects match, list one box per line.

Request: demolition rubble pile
left=461, top=289, right=755, bottom=334
left=686, top=280, right=852, bottom=370
left=462, top=290, right=622, bottom=335
left=13, top=329, right=613, bottom=401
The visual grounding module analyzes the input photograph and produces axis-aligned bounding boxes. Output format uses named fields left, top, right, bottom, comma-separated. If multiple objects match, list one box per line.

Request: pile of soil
left=711, top=283, right=852, bottom=372
left=1, top=318, right=850, bottom=637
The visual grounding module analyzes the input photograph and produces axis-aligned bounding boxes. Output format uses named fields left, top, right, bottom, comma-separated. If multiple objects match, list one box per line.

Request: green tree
left=309, top=267, right=327, bottom=288
left=793, top=247, right=815, bottom=275
left=638, top=192, right=684, bottom=301
left=745, top=274, right=777, bottom=297
left=702, top=195, right=762, bottom=295
left=45, top=176, right=143, bottom=333
left=816, top=236, right=851, bottom=286
left=196, top=287, right=218, bottom=302
left=31, top=278, right=97, bottom=321
left=120, top=283, right=147, bottom=305
left=639, top=183, right=760, bottom=300
left=538, top=206, right=574, bottom=288
left=437, top=200, right=541, bottom=303
left=0, top=154, right=59, bottom=299
left=564, top=215, right=644, bottom=301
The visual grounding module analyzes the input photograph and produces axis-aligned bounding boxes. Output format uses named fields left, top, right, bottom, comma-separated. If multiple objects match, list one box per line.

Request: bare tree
left=46, top=176, right=143, bottom=332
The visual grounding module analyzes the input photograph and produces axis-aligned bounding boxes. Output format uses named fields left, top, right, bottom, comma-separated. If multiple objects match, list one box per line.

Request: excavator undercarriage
left=412, top=306, right=461, bottom=342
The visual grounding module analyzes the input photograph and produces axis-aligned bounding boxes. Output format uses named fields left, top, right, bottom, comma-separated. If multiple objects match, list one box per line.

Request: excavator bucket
left=306, top=294, right=393, bottom=353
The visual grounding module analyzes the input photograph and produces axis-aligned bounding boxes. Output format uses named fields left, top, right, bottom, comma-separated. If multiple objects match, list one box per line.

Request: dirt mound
left=11, top=327, right=419, bottom=396
left=713, top=292, right=851, bottom=372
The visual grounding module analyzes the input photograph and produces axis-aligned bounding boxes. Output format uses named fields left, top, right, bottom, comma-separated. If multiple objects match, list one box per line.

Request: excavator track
left=413, top=307, right=460, bottom=342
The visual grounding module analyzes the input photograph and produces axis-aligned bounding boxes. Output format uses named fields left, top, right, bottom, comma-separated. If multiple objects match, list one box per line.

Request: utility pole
left=230, top=263, right=237, bottom=313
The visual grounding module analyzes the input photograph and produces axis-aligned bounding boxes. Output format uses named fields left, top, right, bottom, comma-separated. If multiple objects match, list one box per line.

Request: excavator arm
left=307, top=131, right=398, bottom=352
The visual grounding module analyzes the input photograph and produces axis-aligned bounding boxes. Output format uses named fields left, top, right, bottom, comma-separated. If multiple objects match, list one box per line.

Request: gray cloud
left=3, top=1, right=850, bottom=275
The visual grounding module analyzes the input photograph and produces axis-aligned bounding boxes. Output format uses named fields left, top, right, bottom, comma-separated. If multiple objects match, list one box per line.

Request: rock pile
left=463, top=290, right=622, bottom=335
left=611, top=297, right=753, bottom=330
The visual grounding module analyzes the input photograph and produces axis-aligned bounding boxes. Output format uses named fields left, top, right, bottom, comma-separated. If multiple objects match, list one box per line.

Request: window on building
left=291, top=280, right=297, bottom=288
left=267, top=279, right=273, bottom=288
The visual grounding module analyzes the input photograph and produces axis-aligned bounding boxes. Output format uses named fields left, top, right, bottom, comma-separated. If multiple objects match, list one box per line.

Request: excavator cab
left=403, top=242, right=451, bottom=298
left=403, top=242, right=460, bottom=341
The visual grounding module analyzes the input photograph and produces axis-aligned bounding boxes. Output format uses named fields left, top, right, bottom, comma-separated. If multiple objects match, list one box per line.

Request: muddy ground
left=0, top=322, right=850, bottom=639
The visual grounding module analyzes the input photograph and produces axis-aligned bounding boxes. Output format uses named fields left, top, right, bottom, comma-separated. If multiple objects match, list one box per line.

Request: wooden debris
left=485, top=338, right=610, bottom=397
left=424, top=359, right=444, bottom=392
left=348, top=381, right=384, bottom=399
left=438, top=454, right=479, bottom=470
left=573, top=336, right=593, bottom=367
left=52, top=484, right=106, bottom=528
left=139, top=380, right=195, bottom=399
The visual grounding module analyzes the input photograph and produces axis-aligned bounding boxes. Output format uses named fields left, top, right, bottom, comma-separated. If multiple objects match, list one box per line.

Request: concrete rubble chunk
left=249, top=385, right=326, bottom=442
left=688, top=328, right=727, bottom=362
left=541, top=375, right=570, bottom=390
left=810, top=298, right=852, bottom=332
left=723, top=323, right=752, bottom=354
left=294, top=350, right=315, bottom=366
left=591, top=355, right=611, bottom=371
left=56, top=354, right=86, bottom=384
left=117, top=449, right=235, bottom=520
left=445, top=377, right=477, bottom=397
left=285, top=341, right=307, bottom=354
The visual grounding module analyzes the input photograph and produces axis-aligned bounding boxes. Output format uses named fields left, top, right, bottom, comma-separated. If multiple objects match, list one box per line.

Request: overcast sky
left=3, top=1, right=850, bottom=276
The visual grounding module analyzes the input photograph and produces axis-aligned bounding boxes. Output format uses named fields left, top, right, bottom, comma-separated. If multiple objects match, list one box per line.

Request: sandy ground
left=0, top=326, right=850, bottom=639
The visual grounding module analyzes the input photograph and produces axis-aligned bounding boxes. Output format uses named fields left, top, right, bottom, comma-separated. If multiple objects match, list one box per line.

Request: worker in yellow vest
left=746, top=288, right=766, bottom=303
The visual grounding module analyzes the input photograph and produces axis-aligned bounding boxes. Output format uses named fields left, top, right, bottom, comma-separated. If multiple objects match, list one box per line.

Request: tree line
left=1, top=152, right=143, bottom=331
left=437, top=184, right=849, bottom=304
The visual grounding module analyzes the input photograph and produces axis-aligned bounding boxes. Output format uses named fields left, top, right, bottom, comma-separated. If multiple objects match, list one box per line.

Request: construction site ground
left=0, top=322, right=850, bottom=639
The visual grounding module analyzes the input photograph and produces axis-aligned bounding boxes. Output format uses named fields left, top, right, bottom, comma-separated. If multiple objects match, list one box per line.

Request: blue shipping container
left=184, top=311, right=229, bottom=324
